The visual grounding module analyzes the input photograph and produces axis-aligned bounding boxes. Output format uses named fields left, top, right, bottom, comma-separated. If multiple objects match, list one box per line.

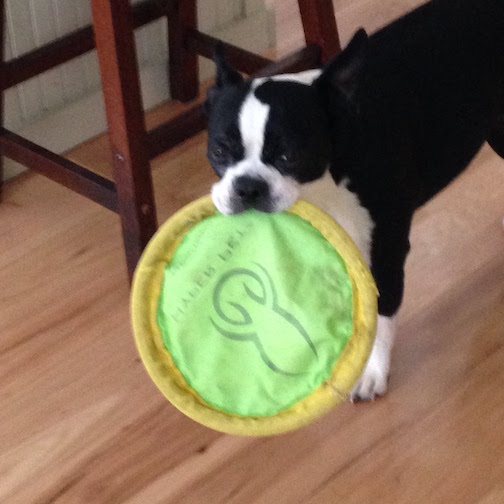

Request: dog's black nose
left=234, top=176, right=269, bottom=203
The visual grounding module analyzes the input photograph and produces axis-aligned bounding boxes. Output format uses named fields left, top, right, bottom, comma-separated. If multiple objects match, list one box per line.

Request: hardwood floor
left=1, top=1, right=504, bottom=503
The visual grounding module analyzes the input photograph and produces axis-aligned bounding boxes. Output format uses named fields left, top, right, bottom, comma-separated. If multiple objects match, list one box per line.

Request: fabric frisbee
left=131, top=195, right=377, bottom=436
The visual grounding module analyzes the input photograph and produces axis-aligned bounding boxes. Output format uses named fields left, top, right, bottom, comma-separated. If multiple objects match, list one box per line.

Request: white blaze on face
left=211, top=87, right=300, bottom=214
left=239, top=90, right=270, bottom=158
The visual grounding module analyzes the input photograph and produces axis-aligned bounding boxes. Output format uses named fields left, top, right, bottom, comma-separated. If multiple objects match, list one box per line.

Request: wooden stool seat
left=0, top=0, right=340, bottom=280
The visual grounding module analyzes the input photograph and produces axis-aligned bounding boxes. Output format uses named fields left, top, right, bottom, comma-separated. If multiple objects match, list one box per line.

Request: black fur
left=254, top=81, right=332, bottom=183
left=318, top=0, right=504, bottom=315
left=206, top=0, right=504, bottom=318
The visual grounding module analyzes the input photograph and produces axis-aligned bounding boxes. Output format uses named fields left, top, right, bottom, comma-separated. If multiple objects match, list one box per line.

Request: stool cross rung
left=0, top=0, right=341, bottom=280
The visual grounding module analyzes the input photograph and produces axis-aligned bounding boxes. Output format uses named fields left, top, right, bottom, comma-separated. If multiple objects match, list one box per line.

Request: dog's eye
left=276, top=154, right=289, bottom=165
left=276, top=153, right=295, bottom=170
left=209, top=146, right=232, bottom=165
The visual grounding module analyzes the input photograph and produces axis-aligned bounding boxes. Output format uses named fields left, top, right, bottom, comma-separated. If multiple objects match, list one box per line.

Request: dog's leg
left=351, top=217, right=411, bottom=401
left=351, top=315, right=397, bottom=400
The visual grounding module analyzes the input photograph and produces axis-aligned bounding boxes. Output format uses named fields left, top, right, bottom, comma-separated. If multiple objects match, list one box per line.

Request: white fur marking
left=239, top=92, right=270, bottom=159
left=253, top=69, right=322, bottom=88
left=212, top=88, right=301, bottom=213
left=300, top=172, right=374, bottom=264
left=351, top=315, right=397, bottom=401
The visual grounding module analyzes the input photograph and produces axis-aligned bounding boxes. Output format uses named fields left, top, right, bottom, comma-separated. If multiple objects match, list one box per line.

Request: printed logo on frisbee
left=210, top=263, right=319, bottom=376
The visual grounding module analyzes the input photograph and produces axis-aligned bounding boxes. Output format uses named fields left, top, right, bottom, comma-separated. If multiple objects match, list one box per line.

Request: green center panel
left=156, top=210, right=354, bottom=417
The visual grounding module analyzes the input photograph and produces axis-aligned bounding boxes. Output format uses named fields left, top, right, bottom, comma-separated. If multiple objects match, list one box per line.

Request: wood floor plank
left=1, top=1, right=503, bottom=503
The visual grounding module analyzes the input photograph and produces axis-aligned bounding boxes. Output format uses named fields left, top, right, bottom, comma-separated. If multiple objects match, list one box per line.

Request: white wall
left=2, top=0, right=276, bottom=180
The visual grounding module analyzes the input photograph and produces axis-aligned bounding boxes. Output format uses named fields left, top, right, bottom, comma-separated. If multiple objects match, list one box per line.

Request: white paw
left=350, top=315, right=397, bottom=402
left=350, top=360, right=389, bottom=401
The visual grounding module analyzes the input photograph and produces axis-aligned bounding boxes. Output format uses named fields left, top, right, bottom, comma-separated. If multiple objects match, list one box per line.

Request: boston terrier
left=204, top=0, right=504, bottom=400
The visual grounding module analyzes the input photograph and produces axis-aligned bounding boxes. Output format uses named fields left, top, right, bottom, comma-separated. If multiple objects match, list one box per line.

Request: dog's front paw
left=349, top=315, right=396, bottom=402
left=350, top=363, right=389, bottom=401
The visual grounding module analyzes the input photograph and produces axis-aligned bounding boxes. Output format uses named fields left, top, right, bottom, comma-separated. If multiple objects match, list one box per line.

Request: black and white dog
left=204, top=0, right=504, bottom=400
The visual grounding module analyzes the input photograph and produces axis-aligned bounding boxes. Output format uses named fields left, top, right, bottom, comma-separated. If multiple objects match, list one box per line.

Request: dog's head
left=205, top=30, right=368, bottom=214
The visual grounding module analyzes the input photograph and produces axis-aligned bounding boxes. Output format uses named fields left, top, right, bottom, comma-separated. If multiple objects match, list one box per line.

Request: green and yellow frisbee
left=131, top=196, right=377, bottom=436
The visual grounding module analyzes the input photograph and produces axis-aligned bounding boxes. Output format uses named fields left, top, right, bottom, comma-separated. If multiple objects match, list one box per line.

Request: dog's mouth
left=212, top=188, right=300, bottom=215
left=212, top=191, right=277, bottom=215
left=231, top=199, right=275, bottom=214
left=211, top=172, right=301, bottom=215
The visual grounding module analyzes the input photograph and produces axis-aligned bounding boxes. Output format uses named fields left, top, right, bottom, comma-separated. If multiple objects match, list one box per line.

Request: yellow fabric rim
left=131, top=196, right=378, bottom=436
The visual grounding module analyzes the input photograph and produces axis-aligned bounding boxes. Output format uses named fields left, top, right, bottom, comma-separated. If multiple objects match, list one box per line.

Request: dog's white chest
left=300, top=172, right=374, bottom=265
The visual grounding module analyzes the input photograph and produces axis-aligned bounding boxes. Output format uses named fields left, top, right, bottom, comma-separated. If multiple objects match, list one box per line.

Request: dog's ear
left=205, top=43, right=244, bottom=113
left=315, top=29, right=368, bottom=101
left=214, top=43, right=243, bottom=87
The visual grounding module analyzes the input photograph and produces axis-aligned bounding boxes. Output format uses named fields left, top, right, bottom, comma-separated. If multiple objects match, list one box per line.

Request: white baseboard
left=3, top=7, right=275, bottom=181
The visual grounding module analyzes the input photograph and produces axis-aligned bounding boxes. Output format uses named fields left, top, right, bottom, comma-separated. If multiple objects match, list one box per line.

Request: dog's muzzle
left=233, top=176, right=270, bottom=210
left=212, top=165, right=299, bottom=215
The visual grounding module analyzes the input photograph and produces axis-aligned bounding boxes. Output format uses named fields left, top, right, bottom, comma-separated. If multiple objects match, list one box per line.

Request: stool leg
left=167, top=0, right=199, bottom=102
left=91, top=0, right=157, bottom=281
left=298, top=0, right=341, bottom=63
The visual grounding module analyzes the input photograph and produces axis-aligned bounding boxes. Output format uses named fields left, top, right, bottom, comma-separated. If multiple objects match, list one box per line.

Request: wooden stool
left=0, top=0, right=340, bottom=280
